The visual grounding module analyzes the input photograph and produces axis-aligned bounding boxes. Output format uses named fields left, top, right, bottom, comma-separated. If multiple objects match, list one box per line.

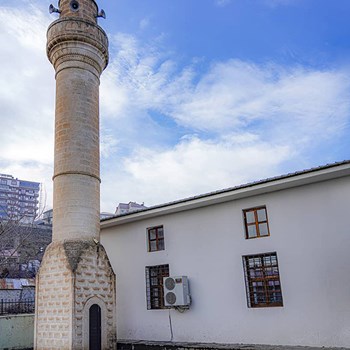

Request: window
left=243, top=206, right=270, bottom=239
left=243, top=252, right=283, bottom=308
left=145, top=264, right=169, bottom=310
left=147, top=226, right=165, bottom=252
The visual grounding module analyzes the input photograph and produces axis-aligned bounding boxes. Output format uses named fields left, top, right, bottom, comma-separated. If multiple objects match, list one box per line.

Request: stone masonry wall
left=35, top=242, right=73, bottom=349
left=72, top=241, right=116, bottom=349
left=58, top=0, right=99, bottom=23
left=46, top=9, right=108, bottom=243
left=52, top=62, right=101, bottom=242
left=35, top=240, right=116, bottom=350
left=37, top=2, right=114, bottom=349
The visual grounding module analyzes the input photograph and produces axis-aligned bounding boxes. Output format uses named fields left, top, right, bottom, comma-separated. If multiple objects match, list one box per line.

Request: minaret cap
left=49, top=0, right=106, bottom=23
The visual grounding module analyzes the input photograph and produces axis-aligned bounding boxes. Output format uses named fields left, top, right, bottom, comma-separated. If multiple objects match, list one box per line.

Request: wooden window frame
left=243, top=252, right=283, bottom=308
left=243, top=206, right=270, bottom=239
left=145, top=264, right=169, bottom=310
left=147, top=225, right=165, bottom=252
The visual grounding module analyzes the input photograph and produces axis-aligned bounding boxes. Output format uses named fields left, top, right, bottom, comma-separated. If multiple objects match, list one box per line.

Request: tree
left=0, top=190, right=52, bottom=278
left=0, top=220, right=52, bottom=278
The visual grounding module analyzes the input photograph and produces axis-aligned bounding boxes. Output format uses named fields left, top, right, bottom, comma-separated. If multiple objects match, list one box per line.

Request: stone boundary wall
left=117, top=341, right=350, bottom=350
left=0, top=314, right=34, bottom=350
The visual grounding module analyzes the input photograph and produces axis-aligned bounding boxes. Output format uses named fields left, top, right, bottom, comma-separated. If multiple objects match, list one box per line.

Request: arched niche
left=82, top=296, right=108, bottom=350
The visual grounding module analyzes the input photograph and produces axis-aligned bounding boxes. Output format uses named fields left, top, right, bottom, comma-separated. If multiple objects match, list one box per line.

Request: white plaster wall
left=101, top=176, right=350, bottom=348
left=0, top=314, right=34, bottom=350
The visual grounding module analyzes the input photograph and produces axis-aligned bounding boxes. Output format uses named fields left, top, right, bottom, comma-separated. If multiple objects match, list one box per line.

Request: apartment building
left=0, top=174, right=40, bottom=222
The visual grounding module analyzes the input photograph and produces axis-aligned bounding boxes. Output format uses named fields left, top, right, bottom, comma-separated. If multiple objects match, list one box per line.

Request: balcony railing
left=0, top=299, right=35, bottom=315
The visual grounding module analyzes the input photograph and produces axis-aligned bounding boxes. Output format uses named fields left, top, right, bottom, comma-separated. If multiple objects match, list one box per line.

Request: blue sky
left=0, top=0, right=349, bottom=212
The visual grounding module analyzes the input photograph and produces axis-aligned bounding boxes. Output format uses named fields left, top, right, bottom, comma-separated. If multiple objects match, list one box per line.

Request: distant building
left=37, top=209, right=53, bottom=226
left=37, top=209, right=116, bottom=223
left=100, top=212, right=114, bottom=220
left=0, top=174, right=40, bottom=223
left=0, top=278, right=35, bottom=302
left=115, top=201, right=147, bottom=215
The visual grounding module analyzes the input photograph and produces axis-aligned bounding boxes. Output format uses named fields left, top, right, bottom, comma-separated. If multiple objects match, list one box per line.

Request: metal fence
left=0, top=299, right=35, bottom=315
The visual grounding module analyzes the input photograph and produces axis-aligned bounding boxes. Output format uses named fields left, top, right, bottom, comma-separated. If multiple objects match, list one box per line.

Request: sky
left=0, top=0, right=349, bottom=213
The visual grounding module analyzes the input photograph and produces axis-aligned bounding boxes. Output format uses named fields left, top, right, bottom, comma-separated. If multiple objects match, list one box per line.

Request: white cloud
left=171, top=61, right=350, bottom=140
left=215, top=0, right=232, bottom=7
left=101, top=131, right=119, bottom=159
left=101, top=34, right=350, bottom=148
left=100, top=134, right=291, bottom=209
left=99, top=35, right=350, bottom=210
left=139, top=18, right=150, bottom=30
left=0, top=3, right=55, bottom=208
left=2, top=3, right=349, bottom=213
left=263, top=0, right=301, bottom=7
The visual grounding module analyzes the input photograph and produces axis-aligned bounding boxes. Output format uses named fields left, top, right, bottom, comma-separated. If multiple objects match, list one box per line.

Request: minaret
left=34, top=1, right=116, bottom=349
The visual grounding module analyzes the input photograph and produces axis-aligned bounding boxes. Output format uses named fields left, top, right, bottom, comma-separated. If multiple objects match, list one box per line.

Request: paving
left=117, top=341, right=350, bottom=350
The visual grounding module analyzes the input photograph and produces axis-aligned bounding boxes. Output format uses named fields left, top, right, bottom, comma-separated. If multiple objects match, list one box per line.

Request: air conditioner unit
left=163, top=276, right=190, bottom=307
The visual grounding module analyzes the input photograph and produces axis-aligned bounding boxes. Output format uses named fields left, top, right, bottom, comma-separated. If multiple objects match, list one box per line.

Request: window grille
left=145, top=264, right=169, bottom=309
left=243, top=252, right=283, bottom=308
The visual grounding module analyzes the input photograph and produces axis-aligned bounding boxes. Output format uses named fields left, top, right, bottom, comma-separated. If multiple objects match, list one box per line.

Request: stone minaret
left=34, top=1, right=116, bottom=349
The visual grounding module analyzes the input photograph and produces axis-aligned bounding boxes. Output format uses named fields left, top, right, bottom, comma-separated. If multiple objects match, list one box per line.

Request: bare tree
left=0, top=187, right=52, bottom=278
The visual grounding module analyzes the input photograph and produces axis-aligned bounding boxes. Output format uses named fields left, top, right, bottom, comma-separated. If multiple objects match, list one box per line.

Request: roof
left=117, top=203, right=129, bottom=209
left=101, top=160, right=350, bottom=228
left=0, top=279, right=35, bottom=290
left=116, top=202, right=147, bottom=209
